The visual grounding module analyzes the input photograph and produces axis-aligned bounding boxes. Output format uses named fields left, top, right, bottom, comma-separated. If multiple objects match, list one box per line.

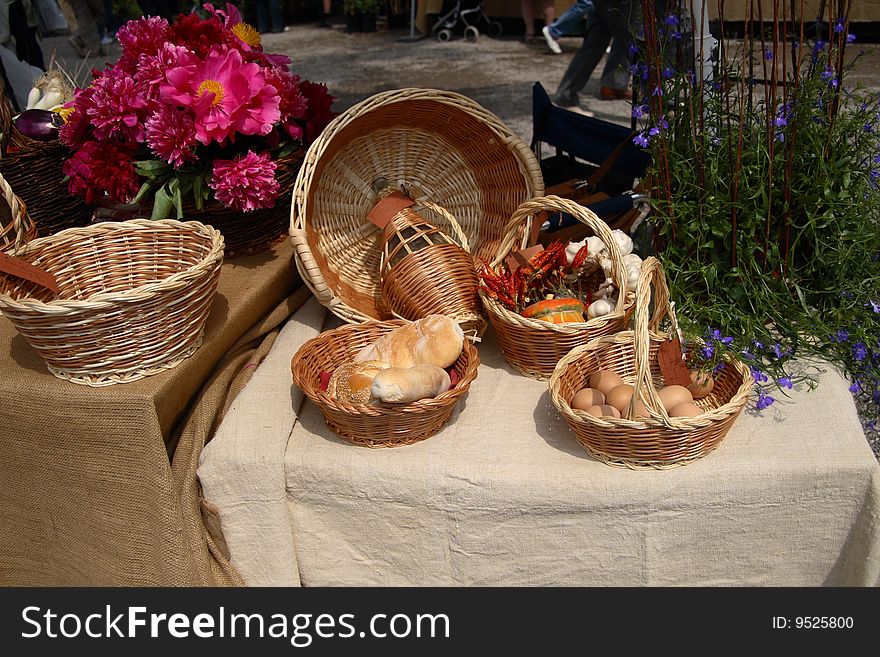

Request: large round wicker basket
left=289, top=87, right=544, bottom=326
left=480, top=195, right=636, bottom=380
left=548, top=257, right=753, bottom=469
left=0, top=218, right=225, bottom=386
left=291, top=319, right=480, bottom=447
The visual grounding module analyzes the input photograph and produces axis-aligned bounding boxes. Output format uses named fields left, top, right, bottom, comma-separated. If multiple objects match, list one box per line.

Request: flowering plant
left=61, top=3, right=336, bottom=218
left=632, top=1, right=880, bottom=450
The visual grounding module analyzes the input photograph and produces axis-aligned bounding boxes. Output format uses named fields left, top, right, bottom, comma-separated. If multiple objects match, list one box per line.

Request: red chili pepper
left=571, top=243, right=590, bottom=271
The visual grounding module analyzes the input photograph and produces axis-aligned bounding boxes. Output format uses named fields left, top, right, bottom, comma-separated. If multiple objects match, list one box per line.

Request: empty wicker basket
left=0, top=218, right=225, bottom=386
left=481, top=195, right=636, bottom=380
left=289, top=87, right=544, bottom=326
left=548, top=257, right=753, bottom=469
left=291, top=319, right=480, bottom=447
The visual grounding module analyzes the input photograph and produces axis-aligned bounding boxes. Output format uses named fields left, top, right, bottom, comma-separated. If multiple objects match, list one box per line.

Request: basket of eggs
left=478, top=195, right=640, bottom=380
left=291, top=314, right=479, bottom=447
left=548, top=256, right=753, bottom=469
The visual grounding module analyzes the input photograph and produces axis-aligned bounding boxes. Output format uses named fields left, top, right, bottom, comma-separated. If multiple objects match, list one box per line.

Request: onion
left=14, top=109, right=63, bottom=141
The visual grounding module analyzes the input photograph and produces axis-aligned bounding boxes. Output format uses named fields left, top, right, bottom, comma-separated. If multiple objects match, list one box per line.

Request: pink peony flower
left=204, top=2, right=291, bottom=67
left=146, top=104, right=198, bottom=168
left=136, top=42, right=195, bottom=100
left=58, top=87, right=96, bottom=149
left=160, top=46, right=280, bottom=145
left=116, top=16, right=171, bottom=73
left=86, top=67, right=150, bottom=142
left=62, top=140, right=140, bottom=205
left=264, top=68, right=308, bottom=139
left=209, top=150, right=279, bottom=212
left=299, top=81, right=337, bottom=142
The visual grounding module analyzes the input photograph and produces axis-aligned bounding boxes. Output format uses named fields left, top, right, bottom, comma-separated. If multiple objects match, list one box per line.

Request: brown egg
left=658, top=385, right=693, bottom=411
left=605, top=384, right=634, bottom=413
left=687, top=370, right=715, bottom=399
left=571, top=387, right=605, bottom=411
left=623, top=397, right=650, bottom=419
left=585, top=404, right=622, bottom=418
left=589, top=370, right=624, bottom=396
left=669, top=401, right=703, bottom=417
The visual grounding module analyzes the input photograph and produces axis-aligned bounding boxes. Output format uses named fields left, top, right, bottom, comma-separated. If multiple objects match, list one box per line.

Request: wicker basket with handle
left=548, top=256, right=753, bottom=469
left=0, top=178, right=225, bottom=386
left=0, top=81, right=95, bottom=240
left=289, top=87, right=544, bottom=326
left=291, top=318, right=480, bottom=447
left=480, top=194, right=636, bottom=380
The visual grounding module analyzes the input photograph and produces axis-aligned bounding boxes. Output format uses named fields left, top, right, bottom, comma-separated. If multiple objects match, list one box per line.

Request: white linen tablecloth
left=199, top=300, right=880, bottom=586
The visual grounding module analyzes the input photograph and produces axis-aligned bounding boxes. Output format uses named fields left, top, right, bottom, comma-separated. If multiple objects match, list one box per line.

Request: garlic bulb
left=625, top=265, right=640, bottom=289
left=587, top=298, right=613, bottom=319
left=623, top=253, right=642, bottom=269
left=586, top=236, right=606, bottom=258
left=610, top=229, right=633, bottom=257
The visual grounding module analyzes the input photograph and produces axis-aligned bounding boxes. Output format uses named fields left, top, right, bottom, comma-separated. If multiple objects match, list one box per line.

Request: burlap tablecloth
left=200, top=303, right=880, bottom=587
left=0, top=240, right=305, bottom=586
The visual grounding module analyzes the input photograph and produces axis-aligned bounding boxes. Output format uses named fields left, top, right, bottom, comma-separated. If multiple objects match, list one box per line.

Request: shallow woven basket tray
left=0, top=218, right=224, bottom=386
left=291, top=319, right=480, bottom=447
left=289, top=87, right=544, bottom=325
left=548, top=257, right=753, bottom=469
left=481, top=195, right=636, bottom=381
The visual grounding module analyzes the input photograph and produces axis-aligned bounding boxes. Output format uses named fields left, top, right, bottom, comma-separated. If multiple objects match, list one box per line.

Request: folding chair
left=530, top=82, right=652, bottom=246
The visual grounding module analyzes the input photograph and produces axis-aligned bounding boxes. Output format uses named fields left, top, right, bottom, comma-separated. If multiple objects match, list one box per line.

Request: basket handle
left=412, top=199, right=470, bottom=253
left=491, top=195, right=629, bottom=314
left=631, top=256, right=682, bottom=422
left=0, top=171, right=37, bottom=253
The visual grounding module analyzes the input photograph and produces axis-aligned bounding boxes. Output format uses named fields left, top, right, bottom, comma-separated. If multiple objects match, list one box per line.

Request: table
left=199, top=301, right=880, bottom=587
left=0, top=240, right=302, bottom=586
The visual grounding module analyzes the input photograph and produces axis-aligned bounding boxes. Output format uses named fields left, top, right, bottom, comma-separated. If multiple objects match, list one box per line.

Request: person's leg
left=68, top=0, right=102, bottom=56
left=597, top=0, right=643, bottom=94
left=8, top=0, right=46, bottom=70
left=521, top=0, right=535, bottom=38
left=549, top=0, right=593, bottom=39
left=254, top=0, right=269, bottom=33
left=553, top=12, right=612, bottom=106
left=318, top=0, right=332, bottom=27
left=269, top=0, right=284, bottom=32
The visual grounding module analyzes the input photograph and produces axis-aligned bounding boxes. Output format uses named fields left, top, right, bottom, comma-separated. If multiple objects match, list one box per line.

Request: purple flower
left=772, top=343, right=784, bottom=358
left=628, top=41, right=639, bottom=57
left=765, top=50, right=774, bottom=60
left=831, top=329, right=850, bottom=343
left=849, top=380, right=862, bottom=394
left=633, top=132, right=650, bottom=148
left=632, top=104, right=648, bottom=119
left=755, top=390, right=775, bottom=410
left=853, top=342, right=868, bottom=362
left=847, top=33, right=857, bottom=43
left=701, top=344, right=715, bottom=360
left=662, top=66, right=675, bottom=79
left=713, top=362, right=726, bottom=375
left=750, top=365, right=768, bottom=384
left=753, top=339, right=765, bottom=350
left=866, top=300, right=880, bottom=313
left=775, top=115, right=787, bottom=128
left=834, top=19, right=845, bottom=33
left=664, top=15, right=679, bottom=26
left=741, top=349, right=755, bottom=360
left=649, top=126, right=660, bottom=137
left=778, top=377, right=793, bottom=389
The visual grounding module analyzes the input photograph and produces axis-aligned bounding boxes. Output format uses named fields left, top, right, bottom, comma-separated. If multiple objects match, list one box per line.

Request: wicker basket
left=548, top=257, right=753, bottom=469
left=291, top=319, right=480, bottom=447
left=289, top=87, right=544, bottom=325
left=0, top=217, right=225, bottom=386
left=481, top=195, right=636, bottom=380
left=378, top=197, right=485, bottom=336
left=183, top=148, right=305, bottom=258
left=0, top=83, right=94, bottom=242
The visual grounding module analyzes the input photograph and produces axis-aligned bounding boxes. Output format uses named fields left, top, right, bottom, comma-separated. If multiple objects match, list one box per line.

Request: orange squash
left=521, top=297, right=585, bottom=324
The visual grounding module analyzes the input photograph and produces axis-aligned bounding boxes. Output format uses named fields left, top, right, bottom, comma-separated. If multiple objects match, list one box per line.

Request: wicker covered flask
left=369, top=189, right=485, bottom=336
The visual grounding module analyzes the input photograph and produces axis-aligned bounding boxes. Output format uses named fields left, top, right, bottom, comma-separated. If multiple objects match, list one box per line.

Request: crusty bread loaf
left=370, top=364, right=451, bottom=404
left=354, top=315, right=464, bottom=369
left=327, top=360, right=389, bottom=403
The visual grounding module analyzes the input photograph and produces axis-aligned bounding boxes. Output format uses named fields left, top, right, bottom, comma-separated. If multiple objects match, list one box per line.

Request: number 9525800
left=795, top=617, right=854, bottom=629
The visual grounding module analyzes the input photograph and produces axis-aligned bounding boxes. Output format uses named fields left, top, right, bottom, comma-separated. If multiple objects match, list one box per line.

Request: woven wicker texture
left=183, top=148, right=305, bottom=258
left=481, top=194, right=636, bottom=380
left=0, top=83, right=95, bottom=239
left=289, top=87, right=544, bottom=325
left=291, top=319, right=480, bottom=447
left=0, top=218, right=225, bottom=386
left=379, top=202, right=485, bottom=336
left=0, top=171, right=36, bottom=252
left=549, top=257, right=753, bottom=469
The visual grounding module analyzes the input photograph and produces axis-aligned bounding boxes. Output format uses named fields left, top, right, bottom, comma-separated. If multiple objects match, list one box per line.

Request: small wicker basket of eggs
left=549, top=257, right=753, bottom=469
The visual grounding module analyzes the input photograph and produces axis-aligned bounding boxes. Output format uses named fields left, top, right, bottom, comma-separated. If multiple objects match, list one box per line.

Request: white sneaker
left=542, top=25, right=562, bottom=54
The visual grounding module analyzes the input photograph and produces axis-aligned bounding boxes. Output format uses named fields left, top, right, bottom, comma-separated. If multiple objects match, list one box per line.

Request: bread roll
left=327, top=360, right=389, bottom=403
left=370, top=364, right=451, bottom=404
left=355, top=315, right=464, bottom=369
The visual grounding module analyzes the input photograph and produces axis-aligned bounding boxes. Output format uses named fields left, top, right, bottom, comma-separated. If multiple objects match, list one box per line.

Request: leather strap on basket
left=492, top=194, right=629, bottom=313
left=632, top=256, right=682, bottom=424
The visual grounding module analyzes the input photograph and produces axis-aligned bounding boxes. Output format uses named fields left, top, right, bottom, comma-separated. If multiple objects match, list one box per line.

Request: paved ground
left=40, top=18, right=880, bottom=145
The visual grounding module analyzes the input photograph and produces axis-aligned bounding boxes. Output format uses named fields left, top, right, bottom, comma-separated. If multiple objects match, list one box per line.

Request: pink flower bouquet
left=61, top=3, right=336, bottom=218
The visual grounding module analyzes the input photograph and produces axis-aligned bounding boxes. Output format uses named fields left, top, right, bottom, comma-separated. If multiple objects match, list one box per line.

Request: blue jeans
left=547, top=0, right=594, bottom=40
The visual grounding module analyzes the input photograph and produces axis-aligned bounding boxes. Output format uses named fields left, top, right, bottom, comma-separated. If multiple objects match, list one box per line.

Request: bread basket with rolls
left=548, top=257, right=753, bottom=469
left=291, top=314, right=479, bottom=447
left=480, top=195, right=636, bottom=381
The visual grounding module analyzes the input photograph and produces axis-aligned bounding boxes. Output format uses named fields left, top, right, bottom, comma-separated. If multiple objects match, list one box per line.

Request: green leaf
left=150, top=185, right=174, bottom=220
left=134, top=160, right=172, bottom=178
